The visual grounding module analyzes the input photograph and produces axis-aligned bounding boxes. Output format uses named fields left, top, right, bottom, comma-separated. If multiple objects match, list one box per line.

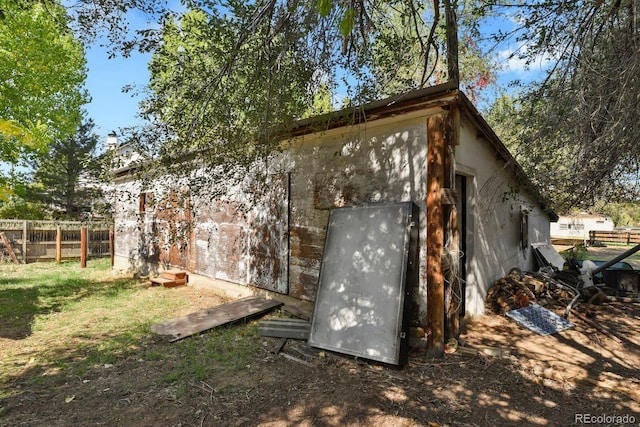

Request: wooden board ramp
left=0, top=232, right=19, bottom=264
left=151, top=296, right=283, bottom=342
left=258, top=318, right=311, bottom=340
left=151, top=269, right=188, bottom=288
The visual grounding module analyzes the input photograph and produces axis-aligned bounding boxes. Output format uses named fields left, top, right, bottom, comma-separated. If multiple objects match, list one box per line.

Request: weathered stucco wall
left=284, top=112, right=431, bottom=324
left=113, top=177, right=144, bottom=273
left=112, top=102, right=552, bottom=322
left=455, top=117, right=551, bottom=316
left=113, top=111, right=433, bottom=323
left=113, top=178, right=192, bottom=276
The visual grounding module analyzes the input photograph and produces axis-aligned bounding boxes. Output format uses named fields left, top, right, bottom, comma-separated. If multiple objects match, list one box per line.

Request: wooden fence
left=0, top=220, right=113, bottom=264
left=589, top=230, right=640, bottom=246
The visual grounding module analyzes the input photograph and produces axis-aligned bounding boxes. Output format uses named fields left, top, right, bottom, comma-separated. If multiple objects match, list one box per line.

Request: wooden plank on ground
left=0, top=232, right=19, bottom=264
left=258, top=318, right=311, bottom=340
left=281, top=304, right=312, bottom=321
left=151, top=296, right=283, bottom=342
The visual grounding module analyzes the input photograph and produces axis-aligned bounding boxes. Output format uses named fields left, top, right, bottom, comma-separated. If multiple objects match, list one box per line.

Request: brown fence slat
left=0, top=220, right=112, bottom=263
left=589, top=230, right=640, bottom=245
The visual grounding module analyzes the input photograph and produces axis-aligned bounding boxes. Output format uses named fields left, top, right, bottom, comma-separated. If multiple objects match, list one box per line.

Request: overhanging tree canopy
left=96, top=0, right=498, bottom=191
left=484, top=0, right=640, bottom=211
left=0, top=0, right=88, bottom=199
left=63, top=0, right=640, bottom=211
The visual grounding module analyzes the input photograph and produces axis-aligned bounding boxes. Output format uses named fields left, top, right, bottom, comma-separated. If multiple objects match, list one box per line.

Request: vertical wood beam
left=426, top=114, right=446, bottom=357
left=22, top=220, right=27, bottom=264
left=444, top=105, right=462, bottom=339
left=56, top=226, right=62, bottom=263
left=80, top=226, right=87, bottom=268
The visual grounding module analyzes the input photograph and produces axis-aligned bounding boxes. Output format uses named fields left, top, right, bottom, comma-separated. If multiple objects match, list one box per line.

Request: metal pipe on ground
left=591, top=243, right=640, bottom=275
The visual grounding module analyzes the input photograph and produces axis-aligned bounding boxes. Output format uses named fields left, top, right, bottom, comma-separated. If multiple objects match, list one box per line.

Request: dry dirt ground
left=2, top=248, right=640, bottom=426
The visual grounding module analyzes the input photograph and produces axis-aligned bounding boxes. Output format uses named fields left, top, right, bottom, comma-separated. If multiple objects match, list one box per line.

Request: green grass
left=560, top=243, right=640, bottom=265
left=161, top=322, right=260, bottom=397
left=0, top=259, right=260, bottom=400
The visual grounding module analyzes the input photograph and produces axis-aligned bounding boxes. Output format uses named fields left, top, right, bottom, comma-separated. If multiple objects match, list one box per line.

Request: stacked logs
left=485, top=268, right=576, bottom=314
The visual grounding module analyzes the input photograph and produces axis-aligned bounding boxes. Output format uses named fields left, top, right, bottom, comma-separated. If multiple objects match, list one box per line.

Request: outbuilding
left=112, top=82, right=557, bottom=354
left=550, top=213, right=614, bottom=243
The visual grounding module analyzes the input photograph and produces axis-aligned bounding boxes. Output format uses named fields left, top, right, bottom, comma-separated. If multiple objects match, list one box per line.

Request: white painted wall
left=284, top=110, right=431, bottom=322
left=455, top=118, right=551, bottom=316
left=550, top=215, right=613, bottom=240
left=112, top=176, right=144, bottom=274
left=111, top=105, right=552, bottom=320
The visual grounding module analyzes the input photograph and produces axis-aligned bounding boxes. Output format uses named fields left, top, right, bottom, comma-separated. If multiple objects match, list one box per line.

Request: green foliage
left=370, top=0, right=497, bottom=100
left=28, top=119, right=102, bottom=220
left=305, top=83, right=333, bottom=117
left=595, top=202, right=640, bottom=228
left=484, top=0, right=640, bottom=211
left=53, top=0, right=640, bottom=214
left=316, top=0, right=332, bottom=17
left=143, top=5, right=317, bottom=187
left=339, top=8, right=354, bottom=38
left=0, top=0, right=89, bottom=202
left=136, top=1, right=500, bottom=194
left=0, top=198, right=47, bottom=219
left=0, top=175, right=49, bottom=218
left=0, top=1, right=88, bottom=160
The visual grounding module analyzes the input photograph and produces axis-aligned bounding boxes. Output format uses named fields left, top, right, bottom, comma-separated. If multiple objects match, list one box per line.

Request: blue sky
left=84, top=46, right=151, bottom=140
left=82, top=12, right=548, bottom=144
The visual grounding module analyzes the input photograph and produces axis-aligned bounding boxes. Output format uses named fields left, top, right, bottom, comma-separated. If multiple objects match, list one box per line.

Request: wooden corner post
left=80, top=226, right=87, bottom=268
left=426, top=113, right=446, bottom=357
left=56, top=226, right=62, bottom=263
left=444, top=105, right=461, bottom=340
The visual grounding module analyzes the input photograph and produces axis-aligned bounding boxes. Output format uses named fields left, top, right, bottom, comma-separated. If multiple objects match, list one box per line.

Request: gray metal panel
left=308, top=202, right=417, bottom=365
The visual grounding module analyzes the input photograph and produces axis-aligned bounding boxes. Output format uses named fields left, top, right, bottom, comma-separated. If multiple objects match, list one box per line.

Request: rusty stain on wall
left=115, top=117, right=429, bottom=324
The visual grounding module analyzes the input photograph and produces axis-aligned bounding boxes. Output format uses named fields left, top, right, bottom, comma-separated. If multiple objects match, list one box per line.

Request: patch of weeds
left=174, top=381, right=189, bottom=398
left=142, top=349, right=164, bottom=361
left=81, top=330, right=144, bottom=368
left=163, top=322, right=260, bottom=397
left=85, top=349, right=118, bottom=367
left=71, top=365, right=89, bottom=378
left=560, top=244, right=588, bottom=262
left=164, top=370, right=181, bottom=384
left=571, top=244, right=589, bottom=260
left=206, top=322, right=260, bottom=371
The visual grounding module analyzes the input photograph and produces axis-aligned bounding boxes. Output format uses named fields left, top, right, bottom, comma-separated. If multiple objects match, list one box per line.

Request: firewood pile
left=485, top=267, right=592, bottom=315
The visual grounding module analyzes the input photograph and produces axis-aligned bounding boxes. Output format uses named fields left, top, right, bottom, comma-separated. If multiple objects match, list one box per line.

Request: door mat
left=506, top=304, right=574, bottom=336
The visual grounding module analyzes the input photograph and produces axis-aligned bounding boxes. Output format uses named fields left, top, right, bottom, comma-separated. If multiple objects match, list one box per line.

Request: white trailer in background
left=551, top=214, right=614, bottom=244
